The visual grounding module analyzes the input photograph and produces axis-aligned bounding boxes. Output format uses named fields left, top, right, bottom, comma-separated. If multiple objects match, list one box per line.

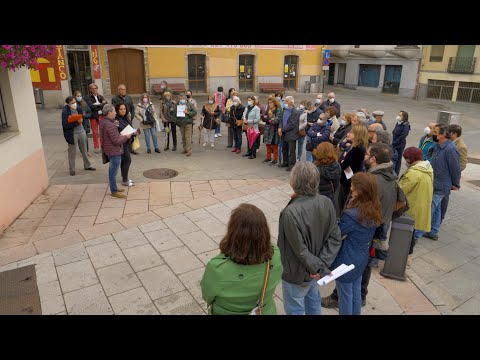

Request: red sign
left=91, top=45, right=101, bottom=79
left=56, top=45, right=67, bottom=80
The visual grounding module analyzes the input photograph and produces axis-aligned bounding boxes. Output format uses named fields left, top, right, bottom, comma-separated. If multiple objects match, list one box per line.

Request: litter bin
left=380, top=214, right=415, bottom=281
left=437, top=111, right=461, bottom=125
left=33, top=88, right=45, bottom=110
left=304, top=81, right=311, bottom=93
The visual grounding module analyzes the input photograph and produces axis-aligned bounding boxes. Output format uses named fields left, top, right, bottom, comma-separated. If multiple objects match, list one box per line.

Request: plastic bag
left=131, top=137, right=140, bottom=151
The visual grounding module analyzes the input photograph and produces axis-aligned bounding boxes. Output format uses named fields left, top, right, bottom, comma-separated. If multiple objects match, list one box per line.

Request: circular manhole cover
left=143, top=168, right=178, bottom=180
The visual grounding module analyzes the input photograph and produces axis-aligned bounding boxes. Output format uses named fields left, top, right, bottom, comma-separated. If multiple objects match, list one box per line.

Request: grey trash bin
left=380, top=214, right=415, bottom=281
left=437, top=111, right=461, bottom=125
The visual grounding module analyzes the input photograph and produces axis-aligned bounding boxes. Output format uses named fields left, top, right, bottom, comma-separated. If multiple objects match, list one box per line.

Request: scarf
left=215, top=92, right=225, bottom=112
left=204, top=101, right=216, bottom=115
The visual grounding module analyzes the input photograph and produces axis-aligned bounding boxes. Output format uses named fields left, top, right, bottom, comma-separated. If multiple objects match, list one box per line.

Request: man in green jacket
left=174, top=93, right=197, bottom=156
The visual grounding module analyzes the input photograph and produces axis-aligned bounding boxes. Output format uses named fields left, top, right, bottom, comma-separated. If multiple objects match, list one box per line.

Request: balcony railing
left=447, top=57, right=476, bottom=74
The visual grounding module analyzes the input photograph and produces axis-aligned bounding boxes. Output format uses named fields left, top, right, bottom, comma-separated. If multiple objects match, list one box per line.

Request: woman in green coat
left=201, top=203, right=283, bottom=315
left=399, top=147, right=434, bottom=265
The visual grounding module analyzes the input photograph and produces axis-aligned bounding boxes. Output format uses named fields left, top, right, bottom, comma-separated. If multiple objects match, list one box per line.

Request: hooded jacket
left=399, top=161, right=433, bottom=232
left=278, top=194, right=342, bottom=285
left=318, top=162, right=342, bottom=203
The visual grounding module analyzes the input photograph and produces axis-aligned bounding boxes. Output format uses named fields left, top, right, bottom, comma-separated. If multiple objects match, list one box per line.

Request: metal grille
left=0, top=87, right=8, bottom=133
left=447, top=57, right=477, bottom=74
left=426, top=79, right=455, bottom=100
left=457, top=82, right=480, bottom=103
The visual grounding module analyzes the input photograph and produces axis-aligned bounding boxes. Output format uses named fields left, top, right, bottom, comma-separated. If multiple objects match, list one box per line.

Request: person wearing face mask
left=314, top=94, right=324, bottom=110
left=422, top=123, right=461, bottom=241
left=160, top=91, right=177, bottom=151
left=331, top=113, right=353, bottom=147
left=224, top=89, right=237, bottom=148
left=214, top=87, right=226, bottom=138
left=399, top=147, right=433, bottom=266
left=242, top=96, right=261, bottom=159
left=201, top=95, right=221, bottom=148
left=174, top=93, right=197, bottom=157
left=323, top=92, right=340, bottom=117
left=229, top=96, right=245, bottom=154
left=278, top=96, right=300, bottom=171
left=115, top=103, right=140, bottom=187
left=305, top=101, right=323, bottom=162
left=325, top=106, right=340, bottom=134
left=296, top=100, right=308, bottom=161
left=185, top=90, right=198, bottom=142
left=62, top=96, right=96, bottom=176
left=391, top=110, right=411, bottom=176
left=85, top=83, right=107, bottom=153
left=261, top=96, right=282, bottom=165
left=307, top=113, right=331, bottom=158
left=275, top=92, right=286, bottom=110
left=135, top=94, right=160, bottom=154
left=419, top=122, right=437, bottom=160
left=73, top=90, right=92, bottom=156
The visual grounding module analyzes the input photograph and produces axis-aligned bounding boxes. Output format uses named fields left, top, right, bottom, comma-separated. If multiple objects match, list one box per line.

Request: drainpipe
left=414, top=56, right=422, bottom=101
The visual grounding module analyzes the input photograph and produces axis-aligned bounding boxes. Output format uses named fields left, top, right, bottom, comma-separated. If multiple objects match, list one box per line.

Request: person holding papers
left=115, top=103, right=139, bottom=187
left=330, top=172, right=382, bottom=315
left=174, top=93, right=197, bottom=157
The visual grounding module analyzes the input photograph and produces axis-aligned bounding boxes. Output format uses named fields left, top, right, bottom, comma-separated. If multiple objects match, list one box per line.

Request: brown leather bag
left=298, top=129, right=307, bottom=137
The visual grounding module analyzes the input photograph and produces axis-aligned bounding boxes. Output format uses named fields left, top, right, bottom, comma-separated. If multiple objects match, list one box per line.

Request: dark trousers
left=121, top=145, right=132, bottom=182
left=440, top=193, right=450, bottom=223
left=337, top=183, right=351, bottom=218
left=331, top=264, right=372, bottom=302
left=282, top=140, right=296, bottom=168
left=227, top=126, right=234, bottom=147
left=247, top=135, right=261, bottom=157
left=165, top=121, right=177, bottom=148
left=394, top=147, right=404, bottom=176
left=233, top=127, right=242, bottom=150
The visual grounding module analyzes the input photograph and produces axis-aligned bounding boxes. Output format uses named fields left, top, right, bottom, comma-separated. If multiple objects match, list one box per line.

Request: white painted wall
left=0, top=68, right=45, bottom=175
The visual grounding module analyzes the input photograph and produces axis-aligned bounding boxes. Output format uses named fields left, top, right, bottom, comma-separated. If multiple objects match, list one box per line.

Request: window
left=457, top=82, right=480, bottom=103
left=188, top=54, right=206, bottom=93
left=283, top=55, right=298, bottom=90
left=239, top=55, right=254, bottom=92
left=430, top=45, right=445, bottom=62
left=358, top=65, right=381, bottom=87
left=426, top=79, right=454, bottom=100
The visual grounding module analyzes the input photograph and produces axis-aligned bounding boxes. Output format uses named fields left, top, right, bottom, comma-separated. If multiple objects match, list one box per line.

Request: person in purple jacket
left=100, top=104, right=132, bottom=199
left=330, top=172, right=382, bottom=315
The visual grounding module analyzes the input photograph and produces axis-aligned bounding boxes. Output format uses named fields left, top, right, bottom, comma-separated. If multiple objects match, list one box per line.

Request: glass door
left=239, top=55, right=254, bottom=91
left=283, top=56, right=298, bottom=90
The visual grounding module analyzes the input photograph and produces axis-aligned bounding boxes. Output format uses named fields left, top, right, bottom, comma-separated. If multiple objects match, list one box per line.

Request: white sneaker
left=128, top=179, right=135, bottom=183
left=211, top=143, right=215, bottom=148
left=128, top=180, right=135, bottom=186
left=214, top=134, right=218, bottom=138
left=218, top=133, right=222, bottom=137
left=202, top=143, right=207, bottom=147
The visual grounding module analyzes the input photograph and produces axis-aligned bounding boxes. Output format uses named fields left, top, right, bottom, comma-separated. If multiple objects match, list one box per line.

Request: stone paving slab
left=154, top=290, right=205, bottom=315
left=112, top=227, right=149, bottom=250
left=123, top=244, right=165, bottom=272
left=97, top=261, right=142, bottom=297
left=108, top=287, right=159, bottom=315
left=137, top=265, right=185, bottom=300
left=57, top=259, right=99, bottom=294
left=64, top=284, right=113, bottom=315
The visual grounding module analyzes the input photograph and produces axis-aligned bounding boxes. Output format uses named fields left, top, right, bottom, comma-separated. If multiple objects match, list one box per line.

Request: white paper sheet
left=177, top=105, right=186, bottom=117
left=344, top=166, right=353, bottom=180
left=317, top=264, right=355, bottom=286
left=120, top=125, right=136, bottom=136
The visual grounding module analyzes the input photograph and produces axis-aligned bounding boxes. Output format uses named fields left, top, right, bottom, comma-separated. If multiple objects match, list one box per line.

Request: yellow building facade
left=99, top=45, right=325, bottom=96
left=419, top=45, right=480, bottom=103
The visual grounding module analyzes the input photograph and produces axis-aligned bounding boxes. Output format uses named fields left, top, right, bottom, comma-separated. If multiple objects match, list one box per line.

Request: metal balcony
left=447, top=57, right=476, bottom=74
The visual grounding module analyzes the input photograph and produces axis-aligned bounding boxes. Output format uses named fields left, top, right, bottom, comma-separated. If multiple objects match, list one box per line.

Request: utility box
left=380, top=214, right=415, bottom=281
left=304, top=81, right=311, bottom=93
left=33, top=88, right=45, bottom=110
left=437, top=111, right=461, bottom=125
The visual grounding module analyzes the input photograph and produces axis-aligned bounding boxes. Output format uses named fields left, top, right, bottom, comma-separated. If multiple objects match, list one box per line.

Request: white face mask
left=248, top=101, right=253, bottom=106
left=233, top=101, right=238, bottom=106
left=317, top=119, right=323, bottom=124
left=70, top=103, right=77, bottom=110
left=396, top=115, right=402, bottom=122
left=329, top=98, right=334, bottom=103
left=208, top=100, right=214, bottom=104
left=299, top=105, right=305, bottom=110
left=424, top=127, right=431, bottom=135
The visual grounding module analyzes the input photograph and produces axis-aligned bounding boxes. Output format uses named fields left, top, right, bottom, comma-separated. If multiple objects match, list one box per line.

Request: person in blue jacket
left=307, top=113, right=331, bottom=155
left=391, top=110, right=411, bottom=176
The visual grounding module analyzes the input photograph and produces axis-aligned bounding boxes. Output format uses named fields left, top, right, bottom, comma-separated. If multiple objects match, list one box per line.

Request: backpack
left=143, top=105, right=155, bottom=126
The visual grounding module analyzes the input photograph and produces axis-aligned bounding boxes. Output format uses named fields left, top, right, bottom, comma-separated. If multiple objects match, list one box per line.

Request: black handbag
left=306, top=141, right=314, bottom=152
left=142, top=105, right=155, bottom=126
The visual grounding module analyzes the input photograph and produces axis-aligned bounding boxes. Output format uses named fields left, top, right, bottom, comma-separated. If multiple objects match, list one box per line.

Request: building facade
left=1, top=68, right=49, bottom=232
left=418, top=45, right=480, bottom=103
left=31, top=45, right=325, bottom=107
left=326, top=45, right=422, bottom=98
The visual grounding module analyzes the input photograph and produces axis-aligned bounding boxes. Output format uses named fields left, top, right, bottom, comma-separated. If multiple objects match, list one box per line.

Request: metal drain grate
left=143, top=168, right=179, bottom=180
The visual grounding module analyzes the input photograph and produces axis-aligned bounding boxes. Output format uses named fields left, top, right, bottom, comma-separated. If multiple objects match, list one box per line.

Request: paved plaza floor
left=1, top=87, right=480, bottom=315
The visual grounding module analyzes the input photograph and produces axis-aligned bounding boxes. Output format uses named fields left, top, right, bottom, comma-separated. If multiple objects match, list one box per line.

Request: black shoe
left=280, top=163, right=288, bottom=168
left=262, top=158, right=271, bottom=163
left=269, top=160, right=277, bottom=165
left=70, top=171, right=75, bottom=176
left=243, top=153, right=251, bottom=157
left=226, top=145, right=233, bottom=148
left=131, top=151, right=138, bottom=155
left=172, top=146, right=177, bottom=151
left=85, top=167, right=96, bottom=171
left=164, top=146, right=169, bottom=151
left=155, top=148, right=161, bottom=153
left=286, top=167, right=293, bottom=171
left=362, top=299, right=366, bottom=307
left=248, top=155, right=256, bottom=159
left=423, top=232, right=439, bottom=241
left=147, top=149, right=151, bottom=154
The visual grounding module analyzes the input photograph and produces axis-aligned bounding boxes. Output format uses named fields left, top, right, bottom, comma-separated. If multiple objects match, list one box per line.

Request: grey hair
left=290, top=161, right=319, bottom=196
left=232, top=96, right=241, bottom=103
left=102, top=104, right=115, bottom=116
left=356, top=112, right=368, bottom=125
left=285, top=96, right=294, bottom=104
left=375, top=129, right=392, bottom=145
left=118, top=84, right=126, bottom=90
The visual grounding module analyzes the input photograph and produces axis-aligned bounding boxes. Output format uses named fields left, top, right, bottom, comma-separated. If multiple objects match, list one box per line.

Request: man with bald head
left=368, top=123, right=384, bottom=143
left=419, top=122, right=437, bottom=160
left=321, top=92, right=340, bottom=117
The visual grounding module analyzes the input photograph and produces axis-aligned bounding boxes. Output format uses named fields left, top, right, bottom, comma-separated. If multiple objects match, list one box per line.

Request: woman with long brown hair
left=330, top=172, right=382, bottom=315
left=201, top=203, right=283, bottom=315
left=201, top=94, right=221, bottom=148
left=261, top=95, right=282, bottom=165
left=313, top=142, right=342, bottom=205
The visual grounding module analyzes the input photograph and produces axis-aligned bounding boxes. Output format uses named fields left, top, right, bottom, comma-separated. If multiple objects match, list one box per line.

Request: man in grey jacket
left=278, top=96, right=300, bottom=171
left=278, top=161, right=342, bottom=315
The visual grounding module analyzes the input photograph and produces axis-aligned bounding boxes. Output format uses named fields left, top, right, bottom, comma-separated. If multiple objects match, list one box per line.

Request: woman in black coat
left=229, top=96, right=245, bottom=154
left=313, top=142, right=342, bottom=206
left=331, top=113, right=352, bottom=146
left=392, top=110, right=411, bottom=176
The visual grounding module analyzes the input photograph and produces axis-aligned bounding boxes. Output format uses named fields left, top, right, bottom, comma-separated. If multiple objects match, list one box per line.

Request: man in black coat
left=278, top=96, right=300, bottom=171
left=85, top=83, right=107, bottom=153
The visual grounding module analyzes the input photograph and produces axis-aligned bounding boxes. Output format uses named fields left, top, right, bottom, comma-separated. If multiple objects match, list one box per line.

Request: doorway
left=337, top=63, right=346, bottom=84
left=67, top=51, right=92, bottom=97
left=283, top=56, right=298, bottom=90
left=108, top=49, right=146, bottom=94
left=383, top=65, right=402, bottom=94
left=327, top=63, right=335, bottom=85
left=188, top=54, right=206, bottom=93
left=239, top=55, right=254, bottom=92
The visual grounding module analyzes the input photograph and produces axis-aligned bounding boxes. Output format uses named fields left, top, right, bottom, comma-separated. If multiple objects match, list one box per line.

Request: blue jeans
left=337, top=276, right=362, bottom=315
left=108, top=155, right=122, bottom=193
left=282, top=280, right=321, bottom=315
left=215, top=115, right=222, bottom=134
left=144, top=127, right=158, bottom=151
left=297, top=136, right=305, bottom=160
left=430, top=193, right=445, bottom=236
left=305, top=136, right=313, bottom=162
